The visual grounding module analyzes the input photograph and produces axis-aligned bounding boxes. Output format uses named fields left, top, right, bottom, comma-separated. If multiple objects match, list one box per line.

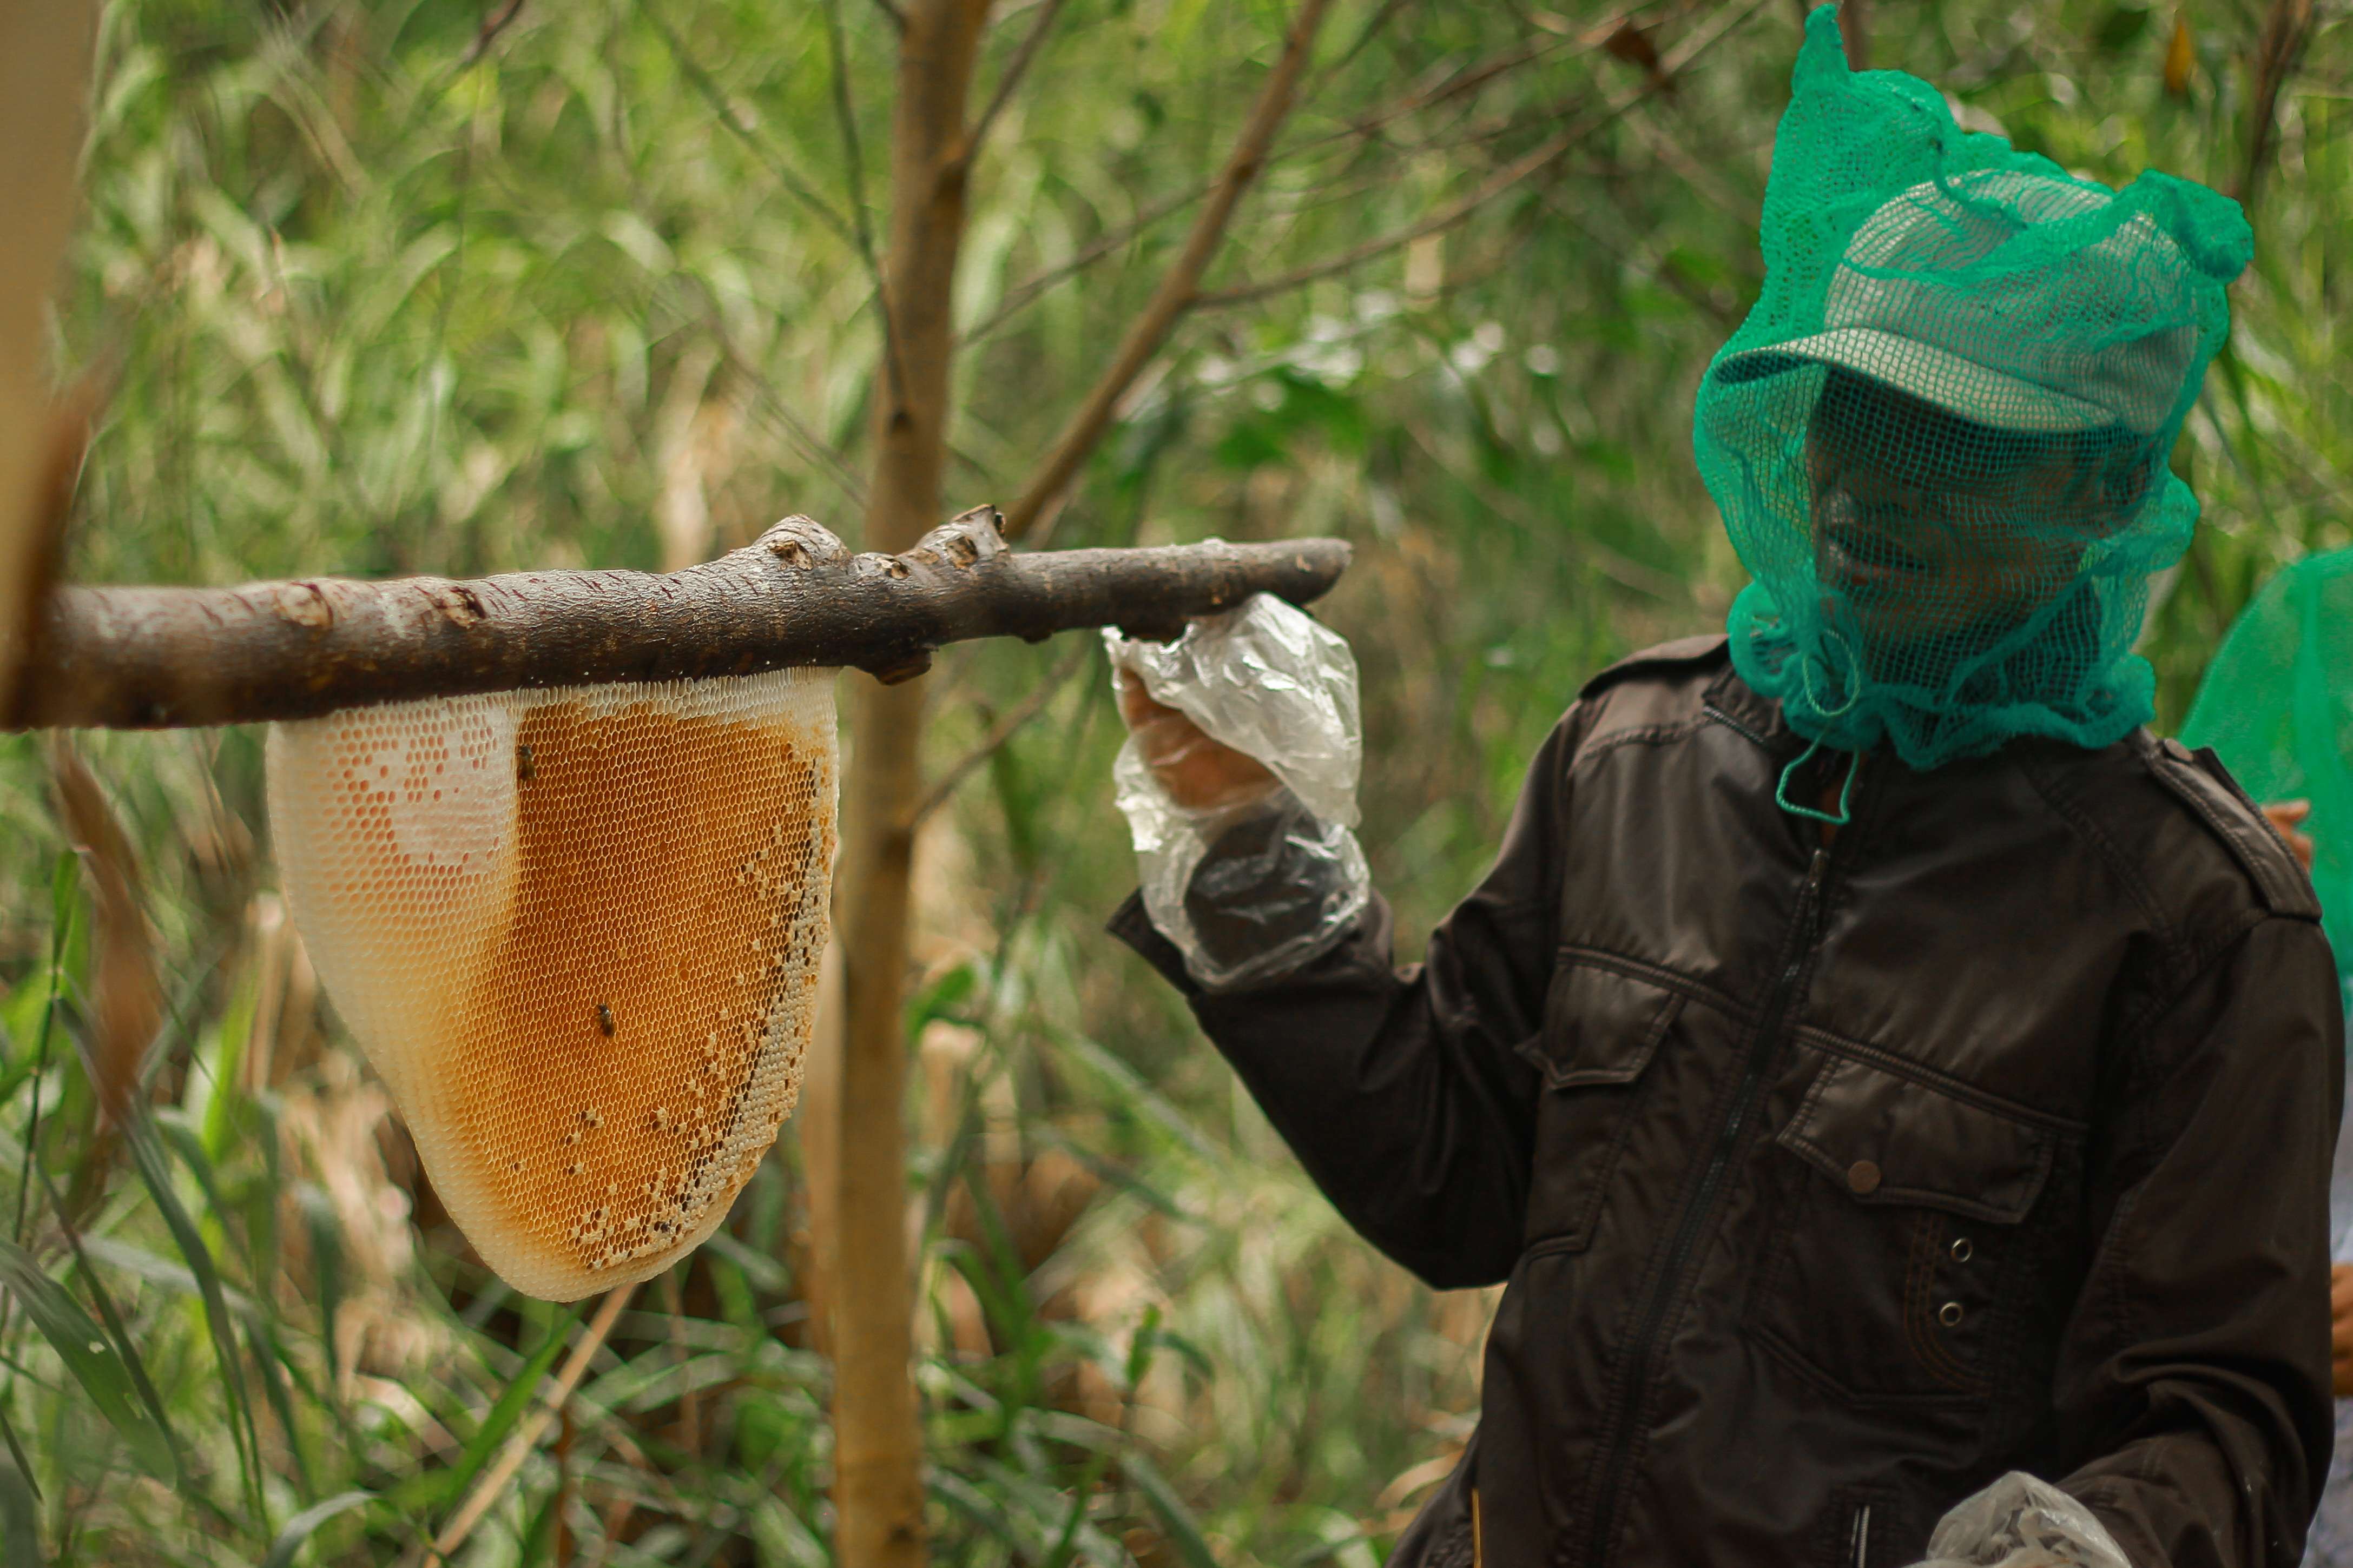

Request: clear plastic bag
left=1106, top=592, right=1368, bottom=990
left=1913, top=1472, right=2131, bottom=1568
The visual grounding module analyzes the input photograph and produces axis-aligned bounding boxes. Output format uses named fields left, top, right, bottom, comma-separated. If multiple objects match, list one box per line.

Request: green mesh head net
left=1695, top=6, right=2252, bottom=777
left=2181, top=547, right=2353, bottom=1012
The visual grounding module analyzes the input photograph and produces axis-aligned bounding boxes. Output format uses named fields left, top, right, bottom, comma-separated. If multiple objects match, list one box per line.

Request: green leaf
left=0, top=1448, right=36, bottom=1567
left=126, top=1114, right=260, bottom=1503
left=259, top=1490, right=373, bottom=1568
left=904, top=960, right=980, bottom=1035
left=2091, top=4, right=2152, bottom=51
left=293, top=1183, right=346, bottom=1389
left=393, top=1306, right=581, bottom=1516
left=0, top=1239, right=179, bottom=1484
left=1121, top=1449, right=1219, bottom=1568
left=700, top=1230, right=789, bottom=1295
left=516, top=1479, right=563, bottom=1567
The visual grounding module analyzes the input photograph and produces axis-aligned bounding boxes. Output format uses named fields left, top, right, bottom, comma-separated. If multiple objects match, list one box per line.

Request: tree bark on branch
left=10, top=507, right=1347, bottom=730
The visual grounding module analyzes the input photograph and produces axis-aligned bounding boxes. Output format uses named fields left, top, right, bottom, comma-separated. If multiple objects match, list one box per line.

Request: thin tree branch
left=643, top=5, right=864, bottom=257
left=1283, top=37, right=1562, bottom=166
left=911, top=638, right=1090, bottom=824
left=1838, top=0, right=1868, bottom=70
left=459, top=0, right=528, bottom=67
left=960, top=38, right=1566, bottom=348
left=959, top=182, right=1209, bottom=345
left=1198, top=0, right=1774, bottom=308
left=2233, top=0, right=2318, bottom=211
left=1001, top=0, right=1339, bottom=541
left=963, top=0, right=1071, bottom=164
left=822, top=0, right=885, bottom=294
left=19, top=507, right=1351, bottom=730
left=1200, top=127, right=1578, bottom=308
left=669, top=268, right=871, bottom=509
left=820, top=0, right=906, bottom=414
left=1319, top=0, right=1414, bottom=82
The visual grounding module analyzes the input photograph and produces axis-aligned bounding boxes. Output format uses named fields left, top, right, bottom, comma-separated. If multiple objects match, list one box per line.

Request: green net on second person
left=1694, top=6, right=2253, bottom=784
left=2181, top=547, right=2353, bottom=1010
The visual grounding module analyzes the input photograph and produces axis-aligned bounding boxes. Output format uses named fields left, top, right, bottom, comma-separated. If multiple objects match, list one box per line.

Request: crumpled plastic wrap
left=1913, top=1472, right=2132, bottom=1568
left=1105, top=592, right=1368, bottom=991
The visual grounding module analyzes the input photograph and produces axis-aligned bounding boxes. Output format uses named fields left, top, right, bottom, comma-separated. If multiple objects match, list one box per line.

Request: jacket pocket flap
left=1517, top=959, right=1683, bottom=1089
left=1777, top=1056, right=2054, bottom=1225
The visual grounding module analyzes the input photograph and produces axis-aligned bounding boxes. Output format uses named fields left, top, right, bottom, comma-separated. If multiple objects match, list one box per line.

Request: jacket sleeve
left=1108, top=707, right=1586, bottom=1289
left=2052, top=915, right=2344, bottom=1568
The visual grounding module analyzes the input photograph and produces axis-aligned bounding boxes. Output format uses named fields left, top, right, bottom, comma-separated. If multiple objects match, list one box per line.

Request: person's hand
left=1115, top=669, right=1280, bottom=815
left=2332, top=1263, right=2353, bottom=1397
left=2263, top=799, right=2316, bottom=871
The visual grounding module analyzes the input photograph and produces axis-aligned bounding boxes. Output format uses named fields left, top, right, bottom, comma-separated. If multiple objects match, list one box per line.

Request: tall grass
left=4, top=1, right=2349, bottom=1562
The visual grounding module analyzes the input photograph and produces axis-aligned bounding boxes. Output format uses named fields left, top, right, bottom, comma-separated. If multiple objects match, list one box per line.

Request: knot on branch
left=906, top=505, right=1009, bottom=572
left=755, top=516, right=852, bottom=572
left=268, top=582, right=336, bottom=631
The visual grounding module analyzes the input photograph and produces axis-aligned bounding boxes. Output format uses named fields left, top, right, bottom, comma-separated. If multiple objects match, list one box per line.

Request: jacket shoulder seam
left=2015, top=754, right=2191, bottom=972
left=2144, top=738, right=2322, bottom=919
left=1574, top=716, right=1712, bottom=767
left=1576, top=634, right=1730, bottom=701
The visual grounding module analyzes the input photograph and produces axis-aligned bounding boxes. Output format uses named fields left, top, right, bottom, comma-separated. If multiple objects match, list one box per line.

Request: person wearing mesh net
left=1103, top=12, right=2339, bottom=1568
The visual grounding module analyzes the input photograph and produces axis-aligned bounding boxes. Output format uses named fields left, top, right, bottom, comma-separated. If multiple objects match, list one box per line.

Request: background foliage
left=3, top=0, right=2348, bottom=1562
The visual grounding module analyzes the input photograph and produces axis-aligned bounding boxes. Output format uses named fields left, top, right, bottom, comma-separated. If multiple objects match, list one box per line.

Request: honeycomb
left=267, top=670, right=837, bottom=1300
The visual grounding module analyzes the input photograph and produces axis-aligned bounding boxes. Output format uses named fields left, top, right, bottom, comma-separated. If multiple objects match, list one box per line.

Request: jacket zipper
left=1580, top=843, right=1834, bottom=1567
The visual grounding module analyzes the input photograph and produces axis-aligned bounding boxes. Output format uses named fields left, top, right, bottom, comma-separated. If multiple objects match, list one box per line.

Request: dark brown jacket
left=1111, top=636, right=2343, bottom=1568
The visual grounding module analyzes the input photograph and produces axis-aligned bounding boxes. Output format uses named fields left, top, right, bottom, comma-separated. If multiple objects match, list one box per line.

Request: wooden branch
left=0, top=3, right=96, bottom=717
left=13, top=506, right=1350, bottom=731
left=645, top=9, right=864, bottom=257
left=961, top=0, right=1070, bottom=166
left=911, top=636, right=1090, bottom=825
left=458, top=0, right=528, bottom=68
left=958, top=37, right=1563, bottom=350
left=958, top=182, right=1207, bottom=346
left=2233, top=0, right=2317, bottom=210
left=834, top=3, right=994, bottom=1563
left=1200, top=124, right=1581, bottom=309
left=999, top=0, right=1337, bottom=541
left=1198, top=0, right=1772, bottom=308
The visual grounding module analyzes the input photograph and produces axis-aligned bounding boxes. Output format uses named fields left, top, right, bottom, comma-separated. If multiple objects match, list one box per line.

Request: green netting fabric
left=1695, top=6, right=2252, bottom=773
left=2181, top=547, right=2353, bottom=1009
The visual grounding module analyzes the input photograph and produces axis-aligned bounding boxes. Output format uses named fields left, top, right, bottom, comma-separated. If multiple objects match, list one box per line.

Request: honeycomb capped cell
left=268, top=668, right=838, bottom=1300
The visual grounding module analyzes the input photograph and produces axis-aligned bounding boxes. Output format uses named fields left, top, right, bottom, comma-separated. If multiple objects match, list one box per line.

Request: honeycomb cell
left=268, top=669, right=838, bottom=1300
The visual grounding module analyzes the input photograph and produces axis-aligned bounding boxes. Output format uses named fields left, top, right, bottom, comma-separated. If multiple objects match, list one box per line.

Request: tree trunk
left=0, top=4, right=96, bottom=710
left=13, top=508, right=1343, bottom=729
left=832, top=3, right=994, bottom=1566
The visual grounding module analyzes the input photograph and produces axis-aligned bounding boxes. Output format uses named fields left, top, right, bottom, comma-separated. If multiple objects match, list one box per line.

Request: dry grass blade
left=43, top=737, right=160, bottom=1135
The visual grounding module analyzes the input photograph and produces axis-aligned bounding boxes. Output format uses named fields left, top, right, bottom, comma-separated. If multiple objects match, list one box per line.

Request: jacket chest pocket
left=1515, top=956, right=1682, bottom=1254
left=1750, top=1054, right=2059, bottom=1406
